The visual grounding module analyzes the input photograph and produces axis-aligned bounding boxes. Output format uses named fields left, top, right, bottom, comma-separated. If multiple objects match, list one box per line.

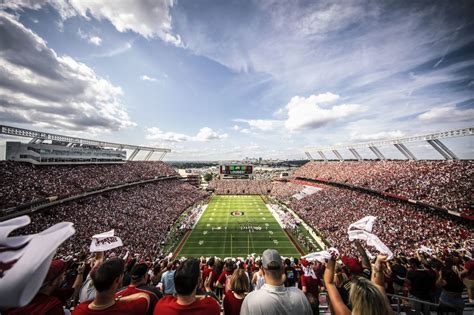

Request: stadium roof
left=0, top=125, right=171, bottom=161
left=304, top=127, right=474, bottom=161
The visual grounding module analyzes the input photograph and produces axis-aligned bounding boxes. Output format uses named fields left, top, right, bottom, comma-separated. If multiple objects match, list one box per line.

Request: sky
left=0, top=0, right=473, bottom=161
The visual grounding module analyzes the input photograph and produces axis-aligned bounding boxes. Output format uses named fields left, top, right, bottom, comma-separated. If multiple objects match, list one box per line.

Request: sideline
left=283, top=229, right=305, bottom=256
left=172, top=230, right=192, bottom=260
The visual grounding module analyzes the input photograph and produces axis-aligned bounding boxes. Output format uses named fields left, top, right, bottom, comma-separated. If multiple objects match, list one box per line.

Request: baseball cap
left=262, top=249, right=282, bottom=270
left=341, top=256, right=363, bottom=275
left=44, top=259, right=67, bottom=283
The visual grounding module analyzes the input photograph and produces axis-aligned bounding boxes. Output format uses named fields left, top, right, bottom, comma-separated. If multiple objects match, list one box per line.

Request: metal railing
left=386, top=293, right=439, bottom=315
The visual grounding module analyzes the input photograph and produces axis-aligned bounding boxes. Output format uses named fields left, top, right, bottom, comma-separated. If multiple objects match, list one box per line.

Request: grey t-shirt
left=240, top=283, right=312, bottom=315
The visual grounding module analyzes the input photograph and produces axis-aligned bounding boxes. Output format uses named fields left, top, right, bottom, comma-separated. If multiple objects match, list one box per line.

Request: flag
left=302, top=248, right=339, bottom=263
left=89, top=229, right=123, bottom=252
left=348, top=230, right=393, bottom=259
left=0, top=215, right=75, bottom=308
left=348, top=216, right=377, bottom=233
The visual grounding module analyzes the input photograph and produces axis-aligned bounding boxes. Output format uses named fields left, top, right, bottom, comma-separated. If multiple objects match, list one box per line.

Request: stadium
left=1, top=1, right=473, bottom=315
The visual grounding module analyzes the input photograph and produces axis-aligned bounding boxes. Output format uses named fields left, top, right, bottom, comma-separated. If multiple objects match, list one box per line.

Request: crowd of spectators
left=4, top=244, right=473, bottom=314
left=268, top=203, right=300, bottom=230
left=209, top=180, right=273, bottom=195
left=0, top=161, right=178, bottom=209
left=178, top=205, right=206, bottom=230
left=268, top=181, right=303, bottom=202
left=209, top=180, right=307, bottom=200
left=294, top=160, right=473, bottom=212
left=2, top=160, right=474, bottom=314
left=13, top=179, right=209, bottom=259
left=286, top=183, right=473, bottom=258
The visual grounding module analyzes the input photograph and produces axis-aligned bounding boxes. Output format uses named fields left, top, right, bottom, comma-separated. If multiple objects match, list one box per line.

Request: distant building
left=178, top=169, right=202, bottom=187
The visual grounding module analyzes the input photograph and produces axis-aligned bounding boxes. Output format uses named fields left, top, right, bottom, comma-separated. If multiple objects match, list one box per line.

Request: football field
left=176, top=195, right=302, bottom=258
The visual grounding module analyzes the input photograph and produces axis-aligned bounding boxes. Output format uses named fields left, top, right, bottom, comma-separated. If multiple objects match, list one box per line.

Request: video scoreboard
left=220, top=164, right=253, bottom=178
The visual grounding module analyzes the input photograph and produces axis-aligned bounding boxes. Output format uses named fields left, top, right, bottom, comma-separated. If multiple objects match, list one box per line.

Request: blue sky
left=0, top=0, right=473, bottom=160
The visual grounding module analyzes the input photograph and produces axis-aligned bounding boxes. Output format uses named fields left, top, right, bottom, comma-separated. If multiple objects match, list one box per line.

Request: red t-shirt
left=115, top=286, right=160, bottom=315
left=72, top=298, right=148, bottom=315
left=301, top=275, right=320, bottom=296
left=202, top=267, right=219, bottom=291
left=217, top=270, right=233, bottom=288
left=4, top=293, right=63, bottom=315
left=223, top=291, right=245, bottom=315
left=153, top=295, right=220, bottom=315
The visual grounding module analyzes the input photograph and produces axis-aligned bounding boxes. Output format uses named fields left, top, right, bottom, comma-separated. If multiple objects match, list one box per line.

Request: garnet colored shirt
left=217, top=270, right=233, bottom=286
left=301, top=275, right=320, bottom=297
left=153, top=295, right=220, bottom=315
left=72, top=297, right=148, bottom=315
left=223, top=291, right=245, bottom=315
left=115, top=285, right=161, bottom=315
left=202, top=267, right=219, bottom=291
left=217, top=270, right=234, bottom=292
left=4, top=293, right=63, bottom=315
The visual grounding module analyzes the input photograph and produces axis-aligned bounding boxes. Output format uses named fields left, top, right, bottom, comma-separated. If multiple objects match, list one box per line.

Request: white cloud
left=146, top=127, right=190, bottom=142
left=88, top=36, right=102, bottom=46
left=234, top=93, right=365, bottom=135
left=77, top=28, right=102, bottom=46
left=140, top=75, right=157, bottom=82
left=232, top=125, right=240, bottom=131
left=233, top=119, right=283, bottom=131
left=146, top=127, right=227, bottom=143
left=283, top=93, right=366, bottom=131
left=418, top=105, right=474, bottom=123
left=92, top=42, right=133, bottom=58
left=195, top=127, right=228, bottom=141
left=3, top=0, right=181, bottom=45
left=0, top=12, right=135, bottom=132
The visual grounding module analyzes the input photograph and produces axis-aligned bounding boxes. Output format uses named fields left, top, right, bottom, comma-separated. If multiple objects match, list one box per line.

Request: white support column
left=29, top=137, right=42, bottom=144
left=427, top=139, right=458, bottom=160
left=317, top=151, right=328, bottom=161
left=332, top=149, right=344, bottom=161
left=128, top=148, right=140, bottom=161
left=427, top=140, right=451, bottom=160
left=434, top=139, right=458, bottom=160
left=144, top=151, right=154, bottom=161
left=348, top=148, right=362, bottom=160
left=394, top=143, right=416, bottom=160
left=304, top=151, right=314, bottom=160
left=369, top=146, right=385, bottom=160
left=158, top=151, right=167, bottom=161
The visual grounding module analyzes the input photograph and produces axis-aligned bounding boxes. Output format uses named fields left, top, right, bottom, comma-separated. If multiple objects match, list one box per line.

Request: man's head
left=408, top=258, right=421, bottom=269
left=174, top=258, right=200, bottom=296
left=207, top=257, right=215, bottom=268
left=225, top=259, right=236, bottom=272
left=41, top=259, right=67, bottom=293
left=131, top=263, right=148, bottom=285
left=91, top=258, right=124, bottom=293
left=261, top=249, right=283, bottom=283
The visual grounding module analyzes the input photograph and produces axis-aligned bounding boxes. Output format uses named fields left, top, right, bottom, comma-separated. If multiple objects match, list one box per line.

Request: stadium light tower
left=305, top=127, right=473, bottom=161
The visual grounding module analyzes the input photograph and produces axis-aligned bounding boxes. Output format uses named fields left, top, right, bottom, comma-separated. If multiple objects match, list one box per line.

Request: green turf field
left=176, top=195, right=302, bottom=258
